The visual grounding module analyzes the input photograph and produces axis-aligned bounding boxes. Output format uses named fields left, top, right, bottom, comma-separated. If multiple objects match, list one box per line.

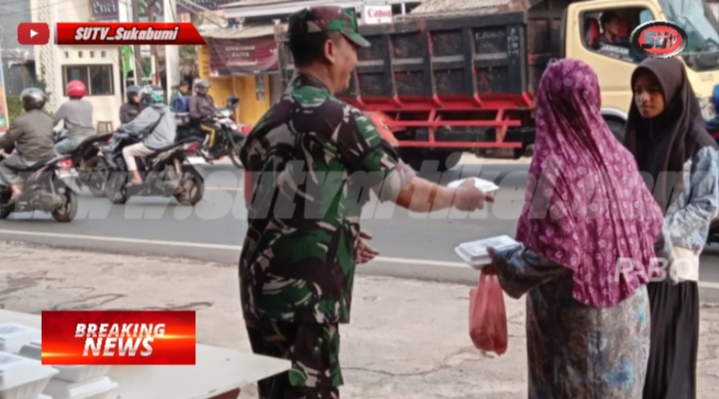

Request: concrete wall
left=31, top=0, right=123, bottom=130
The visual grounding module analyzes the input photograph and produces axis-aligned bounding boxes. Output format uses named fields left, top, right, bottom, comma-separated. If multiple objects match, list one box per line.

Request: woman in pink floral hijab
left=487, top=59, right=670, bottom=398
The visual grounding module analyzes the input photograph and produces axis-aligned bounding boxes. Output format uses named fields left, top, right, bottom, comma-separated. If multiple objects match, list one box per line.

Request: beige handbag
left=669, top=246, right=699, bottom=282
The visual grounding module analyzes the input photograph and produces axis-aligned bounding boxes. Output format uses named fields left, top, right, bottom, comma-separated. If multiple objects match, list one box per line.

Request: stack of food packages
left=0, top=323, right=118, bottom=399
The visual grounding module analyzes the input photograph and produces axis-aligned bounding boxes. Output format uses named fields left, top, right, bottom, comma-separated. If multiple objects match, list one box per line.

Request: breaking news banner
left=54, top=22, right=206, bottom=46
left=40, top=310, right=196, bottom=365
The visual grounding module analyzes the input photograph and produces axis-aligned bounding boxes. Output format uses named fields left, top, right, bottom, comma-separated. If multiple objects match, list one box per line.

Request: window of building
left=391, top=2, right=421, bottom=15
left=62, top=64, right=114, bottom=96
left=581, top=7, right=654, bottom=63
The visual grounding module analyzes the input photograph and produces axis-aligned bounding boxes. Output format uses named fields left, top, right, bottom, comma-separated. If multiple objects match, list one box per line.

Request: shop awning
left=202, top=25, right=281, bottom=76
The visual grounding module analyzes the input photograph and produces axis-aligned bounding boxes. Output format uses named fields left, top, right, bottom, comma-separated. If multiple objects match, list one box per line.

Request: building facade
left=198, top=26, right=279, bottom=126
left=31, top=0, right=123, bottom=130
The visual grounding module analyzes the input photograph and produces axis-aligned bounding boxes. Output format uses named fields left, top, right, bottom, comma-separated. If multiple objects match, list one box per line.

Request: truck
left=274, top=0, right=719, bottom=171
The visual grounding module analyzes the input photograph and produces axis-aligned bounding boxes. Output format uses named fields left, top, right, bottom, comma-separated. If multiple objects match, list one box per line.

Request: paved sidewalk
left=0, top=241, right=717, bottom=399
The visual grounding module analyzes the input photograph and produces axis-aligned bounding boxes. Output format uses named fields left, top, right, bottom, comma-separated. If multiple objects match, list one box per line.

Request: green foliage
left=6, top=96, right=24, bottom=124
left=6, top=96, right=53, bottom=124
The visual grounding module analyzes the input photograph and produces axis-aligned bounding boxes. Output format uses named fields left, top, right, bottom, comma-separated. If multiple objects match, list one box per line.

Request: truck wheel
left=399, top=148, right=424, bottom=171
left=434, top=151, right=461, bottom=172
left=604, top=117, right=626, bottom=143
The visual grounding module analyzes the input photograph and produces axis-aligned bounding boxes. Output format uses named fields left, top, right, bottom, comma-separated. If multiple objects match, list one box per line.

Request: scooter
left=54, top=130, right=113, bottom=197
left=100, top=131, right=206, bottom=205
left=175, top=95, right=247, bottom=168
left=0, top=150, right=80, bottom=222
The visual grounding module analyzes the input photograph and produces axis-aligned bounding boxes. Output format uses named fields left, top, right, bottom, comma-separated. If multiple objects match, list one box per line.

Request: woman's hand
left=483, top=246, right=499, bottom=275
left=356, top=230, right=379, bottom=264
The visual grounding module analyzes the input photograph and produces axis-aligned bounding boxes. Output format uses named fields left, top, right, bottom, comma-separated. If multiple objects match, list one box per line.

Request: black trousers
left=643, top=281, right=699, bottom=399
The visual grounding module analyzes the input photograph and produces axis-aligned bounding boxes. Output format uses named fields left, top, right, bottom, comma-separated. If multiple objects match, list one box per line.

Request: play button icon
left=18, top=22, right=50, bottom=45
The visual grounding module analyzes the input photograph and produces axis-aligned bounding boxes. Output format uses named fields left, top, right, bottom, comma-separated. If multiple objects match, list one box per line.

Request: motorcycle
left=100, top=131, right=206, bottom=205
left=0, top=150, right=80, bottom=222
left=176, top=95, right=246, bottom=168
left=54, top=130, right=113, bottom=197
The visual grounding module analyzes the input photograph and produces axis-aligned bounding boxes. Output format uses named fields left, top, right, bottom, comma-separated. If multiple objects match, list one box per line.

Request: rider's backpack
left=170, top=95, right=191, bottom=113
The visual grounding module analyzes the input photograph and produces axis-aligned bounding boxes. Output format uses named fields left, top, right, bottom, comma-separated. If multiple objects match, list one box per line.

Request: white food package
left=454, top=235, right=521, bottom=269
left=447, top=177, right=500, bottom=193
left=19, top=342, right=111, bottom=383
left=0, top=324, right=42, bottom=354
left=0, top=351, right=58, bottom=399
left=43, top=376, right=118, bottom=399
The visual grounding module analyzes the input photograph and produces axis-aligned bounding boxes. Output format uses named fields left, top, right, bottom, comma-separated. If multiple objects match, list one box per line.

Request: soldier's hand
left=452, top=179, right=495, bottom=212
left=356, top=230, right=379, bottom=264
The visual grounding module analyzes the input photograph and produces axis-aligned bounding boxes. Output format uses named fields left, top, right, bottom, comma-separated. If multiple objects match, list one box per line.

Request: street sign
left=362, top=5, right=392, bottom=25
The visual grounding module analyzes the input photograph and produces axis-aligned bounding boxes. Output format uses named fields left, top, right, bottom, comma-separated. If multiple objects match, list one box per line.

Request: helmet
left=193, top=78, right=210, bottom=94
left=141, top=85, right=165, bottom=104
left=126, top=85, right=142, bottom=102
left=66, top=80, right=86, bottom=98
left=20, top=87, right=47, bottom=111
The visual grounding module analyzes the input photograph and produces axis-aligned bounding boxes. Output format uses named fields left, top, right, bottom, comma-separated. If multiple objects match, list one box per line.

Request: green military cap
left=287, top=6, right=371, bottom=48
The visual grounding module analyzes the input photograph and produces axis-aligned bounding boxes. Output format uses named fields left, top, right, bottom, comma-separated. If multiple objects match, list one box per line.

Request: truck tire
left=603, top=117, right=626, bottom=143
left=399, top=148, right=424, bottom=171
left=399, top=149, right=461, bottom=172
left=434, top=151, right=461, bottom=172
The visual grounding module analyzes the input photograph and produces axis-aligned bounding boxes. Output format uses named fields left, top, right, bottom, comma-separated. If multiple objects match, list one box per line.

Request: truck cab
left=564, top=0, right=719, bottom=140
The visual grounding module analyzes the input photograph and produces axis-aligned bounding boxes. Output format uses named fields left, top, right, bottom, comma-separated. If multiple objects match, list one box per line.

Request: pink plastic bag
left=469, top=270, right=508, bottom=355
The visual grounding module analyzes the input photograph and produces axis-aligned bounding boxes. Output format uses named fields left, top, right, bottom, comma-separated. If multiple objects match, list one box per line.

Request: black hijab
left=624, top=57, right=718, bottom=212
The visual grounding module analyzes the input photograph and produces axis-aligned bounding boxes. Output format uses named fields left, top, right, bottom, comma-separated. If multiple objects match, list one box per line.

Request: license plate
left=56, top=169, right=79, bottom=178
left=186, top=157, right=206, bottom=165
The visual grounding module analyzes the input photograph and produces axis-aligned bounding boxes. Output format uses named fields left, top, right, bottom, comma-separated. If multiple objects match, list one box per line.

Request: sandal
left=125, top=181, right=143, bottom=188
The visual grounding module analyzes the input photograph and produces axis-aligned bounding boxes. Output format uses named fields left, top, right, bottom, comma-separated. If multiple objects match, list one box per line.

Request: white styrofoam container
left=454, top=235, right=521, bottom=269
left=19, top=342, right=111, bottom=383
left=447, top=177, right=500, bottom=193
left=0, top=324, right=42, bottom=354
left=0, top=352, right=58, bottom=399
left=43, top=377, right=118, bottom=399
left=32, top=395, right=52, bottom=399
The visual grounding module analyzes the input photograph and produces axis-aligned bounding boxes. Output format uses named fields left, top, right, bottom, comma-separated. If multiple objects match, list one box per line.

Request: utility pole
left=148, top=0, right=161, bottom=85
left=132, top=0, right=143, bottom=85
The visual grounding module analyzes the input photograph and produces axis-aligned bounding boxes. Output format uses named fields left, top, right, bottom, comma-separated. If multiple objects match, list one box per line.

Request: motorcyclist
left=0, top=88, right=55, bottom=203
left=53, top=80, right=95, bottom=155
left=188, top=79, right=219, bottom=156
left=119, top=85, right=144, bottom=124
left=705, top=83, right=719, bottom=139
left=119, top=84, right=177, bottom=188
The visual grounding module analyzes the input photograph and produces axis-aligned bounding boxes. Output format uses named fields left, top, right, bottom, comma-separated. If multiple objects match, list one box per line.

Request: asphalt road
left=2, top=159, right=719, bottom=302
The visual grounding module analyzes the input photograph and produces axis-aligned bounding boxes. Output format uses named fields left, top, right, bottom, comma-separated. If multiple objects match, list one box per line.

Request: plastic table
left=0, top=309, right=290, bottom=399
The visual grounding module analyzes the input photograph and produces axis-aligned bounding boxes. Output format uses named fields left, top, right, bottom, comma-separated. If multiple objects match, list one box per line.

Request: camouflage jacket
left=239, top=73, right=414, bottom=324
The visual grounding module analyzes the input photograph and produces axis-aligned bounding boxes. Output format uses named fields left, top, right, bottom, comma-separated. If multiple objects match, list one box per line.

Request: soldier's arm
left=336, top=107, right=467, bottom=212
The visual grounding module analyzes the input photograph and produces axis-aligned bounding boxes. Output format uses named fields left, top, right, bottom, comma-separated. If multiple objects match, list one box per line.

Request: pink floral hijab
left=515, top=59, right=664, bottom=308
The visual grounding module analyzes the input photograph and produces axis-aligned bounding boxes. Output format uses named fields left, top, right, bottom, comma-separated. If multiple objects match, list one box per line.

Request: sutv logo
left=630, top=20, right=688, bottom=58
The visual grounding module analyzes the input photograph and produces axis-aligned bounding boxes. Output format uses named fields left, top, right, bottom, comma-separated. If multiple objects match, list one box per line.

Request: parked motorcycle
left=100, top=131, right=206, bottom=205
left=0, top=151, right=80, bottom=222
left=176, top=95, right=246, bottom=168
left=55, top=130, right=113, bottom=197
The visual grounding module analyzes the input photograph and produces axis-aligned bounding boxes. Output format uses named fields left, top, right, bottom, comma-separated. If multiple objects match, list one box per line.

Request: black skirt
left=643, top=281, right=699, bottom=399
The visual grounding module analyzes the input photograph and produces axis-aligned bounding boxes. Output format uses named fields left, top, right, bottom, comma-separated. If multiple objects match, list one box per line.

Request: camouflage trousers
left=245, top=315, right=343, bottom=399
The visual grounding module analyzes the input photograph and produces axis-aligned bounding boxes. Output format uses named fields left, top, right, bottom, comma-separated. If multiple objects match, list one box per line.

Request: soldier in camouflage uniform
left=238, top=6, right=494, bottom=399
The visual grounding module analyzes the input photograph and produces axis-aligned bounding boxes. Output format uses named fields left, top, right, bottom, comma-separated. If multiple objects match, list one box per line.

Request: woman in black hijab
left=625, top=57, right=719, bottom=399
